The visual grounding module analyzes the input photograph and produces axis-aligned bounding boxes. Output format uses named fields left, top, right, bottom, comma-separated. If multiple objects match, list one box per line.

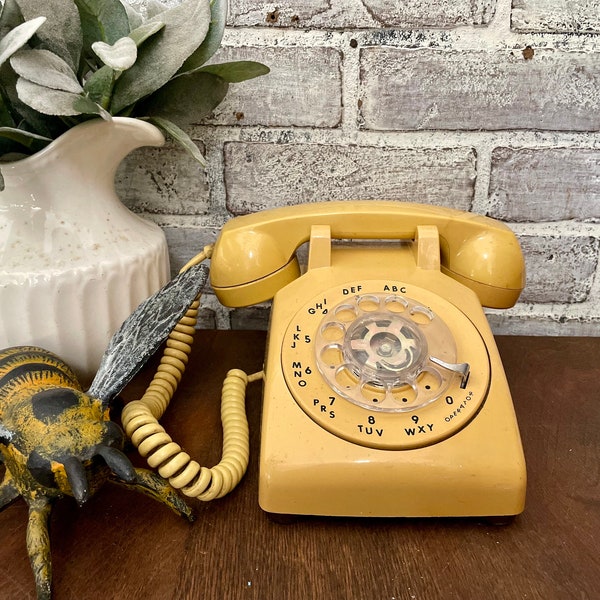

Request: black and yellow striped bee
left=0, top=263, right=208, bottom=600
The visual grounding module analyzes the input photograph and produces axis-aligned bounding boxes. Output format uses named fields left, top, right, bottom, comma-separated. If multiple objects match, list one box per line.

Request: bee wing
left=88, top=263, right=208, bottom=404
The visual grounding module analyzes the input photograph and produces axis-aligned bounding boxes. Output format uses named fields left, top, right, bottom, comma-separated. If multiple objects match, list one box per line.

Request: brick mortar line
left=202, top=142, right=229, bottom=220
left=193, top=125, right=600, bottom=149
left=340, top=31, right=361, bottom=135
left=492, top=0, right=513, bottom=31
left=510, top=222, right=600, bottom=235
left=492, top=301, right=600, bottom=320
left=145, top=213, right=229, bottom=229
left=221, top=25, right=600, bottom=53
left=471, top=142, right=493, bottom=214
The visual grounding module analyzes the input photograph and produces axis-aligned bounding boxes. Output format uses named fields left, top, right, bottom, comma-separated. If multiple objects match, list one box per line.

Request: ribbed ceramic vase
left=0, top=117, right=170, bottom=383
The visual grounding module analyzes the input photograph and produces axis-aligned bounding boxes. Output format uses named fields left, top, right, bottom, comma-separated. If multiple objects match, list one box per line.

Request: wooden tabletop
left=0, top=332, right=598, bottom=599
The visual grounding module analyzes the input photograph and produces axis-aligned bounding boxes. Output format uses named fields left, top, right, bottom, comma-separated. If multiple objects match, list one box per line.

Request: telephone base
left=259, top=468, right=525, bottom=520
left=258, top=448, right=526, bottom=519
left=254, top=219, right=526, bottom=520
left=258, top=378, right=526, bottom=519
left=259, top=317, right=526, bottom=519
left=258, top=296, right=526, bottom=518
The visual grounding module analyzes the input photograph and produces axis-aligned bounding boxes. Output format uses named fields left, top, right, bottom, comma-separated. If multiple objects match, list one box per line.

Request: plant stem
left=100, top=71, right=116, bottom=111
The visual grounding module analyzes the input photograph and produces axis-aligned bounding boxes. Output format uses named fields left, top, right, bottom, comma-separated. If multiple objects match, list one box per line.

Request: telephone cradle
left=125, top=201, right=527, bottom=520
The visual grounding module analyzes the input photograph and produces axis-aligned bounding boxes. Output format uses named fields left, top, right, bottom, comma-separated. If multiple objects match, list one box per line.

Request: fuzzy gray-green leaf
left=0, top=16, right=45, bottom=68
left=92, top=37, right=137, bottom=71
left=127, top=20, right=165, bottom=47
left=119, top=0, right=143, bottom=30
left=10, top=48, right=83, bottom=93
left=198, top=61, right=270, bottom=83
left=0, top=0, right=24, bottom=36
left=0, top=126, right=51, bottom=150
left=74, top=0, right=130, bottom=52
left=178, top=0, right=227, bottom=74
left=16, top=78, right=83, bottom=116
left=110, top=0, right=211, bottom=114
left=147, top=116, right=206, bottom=167
left=72, top=96, right=111, bottom=119
left=145, top=1, right=169, bottom=19
left=82, top=23, right=165, bottom=107
left=0, top=59, right=65, bottom=137
left=83, top=64, right=114, bottom=106
left=140, top=70, right=228, bottom=126
left=14, top=0, right=82, bottom=71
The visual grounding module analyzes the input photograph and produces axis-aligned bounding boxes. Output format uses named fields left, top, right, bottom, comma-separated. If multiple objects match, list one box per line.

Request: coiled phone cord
left=121, top=245, right=263, bottom=501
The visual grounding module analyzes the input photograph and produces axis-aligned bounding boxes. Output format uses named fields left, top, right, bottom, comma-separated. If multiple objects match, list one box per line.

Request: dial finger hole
left=416, top=369, right=442, bottom=393
left=321, top=321, right=345, bottom=342
left=320, top=343, right=343, bottom=367
left=410, top=305, right=434, bottom=325
left=384, top=295, right=408, bottom=313
left=334, top=304, right=358, bottom=322
left=335, top=364, right=359, bottom=390
left=357, top=295, right=380, bottom=312
left=390, top=383, right=417, bottom=405
left=360, top=380, right=386, bottom=405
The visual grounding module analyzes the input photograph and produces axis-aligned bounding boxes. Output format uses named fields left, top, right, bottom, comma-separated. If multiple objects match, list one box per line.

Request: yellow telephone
left=124, top=201, right=527, bottom=519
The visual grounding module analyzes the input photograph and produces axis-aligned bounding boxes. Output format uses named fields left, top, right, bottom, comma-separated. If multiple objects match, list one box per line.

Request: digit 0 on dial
left=281, top=281, right=491, bottom=450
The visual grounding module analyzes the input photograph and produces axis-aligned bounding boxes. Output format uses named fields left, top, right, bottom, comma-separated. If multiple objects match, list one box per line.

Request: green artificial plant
left=0, top=0, right=268, bottom=185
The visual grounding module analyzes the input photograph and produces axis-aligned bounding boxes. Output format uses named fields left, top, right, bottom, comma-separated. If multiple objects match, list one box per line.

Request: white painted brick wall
left=223, top=144, right=477, bottom=213
left=208, top=46, right=343, bottom=127
left=228, top=1, right=497, bottom=28
left=512, top=0, right=600, bottom=33
left=122, top=0, right=600, bottom=335
left=359, top=47, right=600, bottom=131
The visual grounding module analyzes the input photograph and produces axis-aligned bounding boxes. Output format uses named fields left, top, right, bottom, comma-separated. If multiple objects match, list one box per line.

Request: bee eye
left=31, top=389, right=80, bottom=423
left=26, top=451, right=55, bottom=488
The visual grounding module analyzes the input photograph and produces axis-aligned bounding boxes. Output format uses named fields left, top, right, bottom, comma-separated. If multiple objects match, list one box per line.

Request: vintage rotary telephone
left=123, top=201, right=527, bottom=519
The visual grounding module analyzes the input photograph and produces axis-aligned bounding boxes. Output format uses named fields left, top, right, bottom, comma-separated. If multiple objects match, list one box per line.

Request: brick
left=223, top=143, right=476, bottom=214
left=518, top=235, right=599, bottom=303
left=489, top=148, right=600, bottom=222
left=116, top=145, right=208, bottom=215
left=362, top=0, right=496, bottom=27
left=230, top=306, right=271, bottom=330
left=359, top=48, right=600, bottom=131
left=162, top=226, right=220, bottom=274
left=512, top=0, right=600, bottom=33
left=228, top=0, right=374, bottom=28
left=227, top=1, right=495, bottom=28
left=204, top=47, right=342, bottom=128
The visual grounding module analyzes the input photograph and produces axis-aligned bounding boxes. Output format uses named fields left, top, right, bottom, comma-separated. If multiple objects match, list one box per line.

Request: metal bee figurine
left=0, top=263, right=208, bottom=600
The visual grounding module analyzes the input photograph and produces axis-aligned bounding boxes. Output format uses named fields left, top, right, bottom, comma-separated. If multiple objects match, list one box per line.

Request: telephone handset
left=209, top=201, right=524, bottom=309
left=123, top=201, right=526, bottom=518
